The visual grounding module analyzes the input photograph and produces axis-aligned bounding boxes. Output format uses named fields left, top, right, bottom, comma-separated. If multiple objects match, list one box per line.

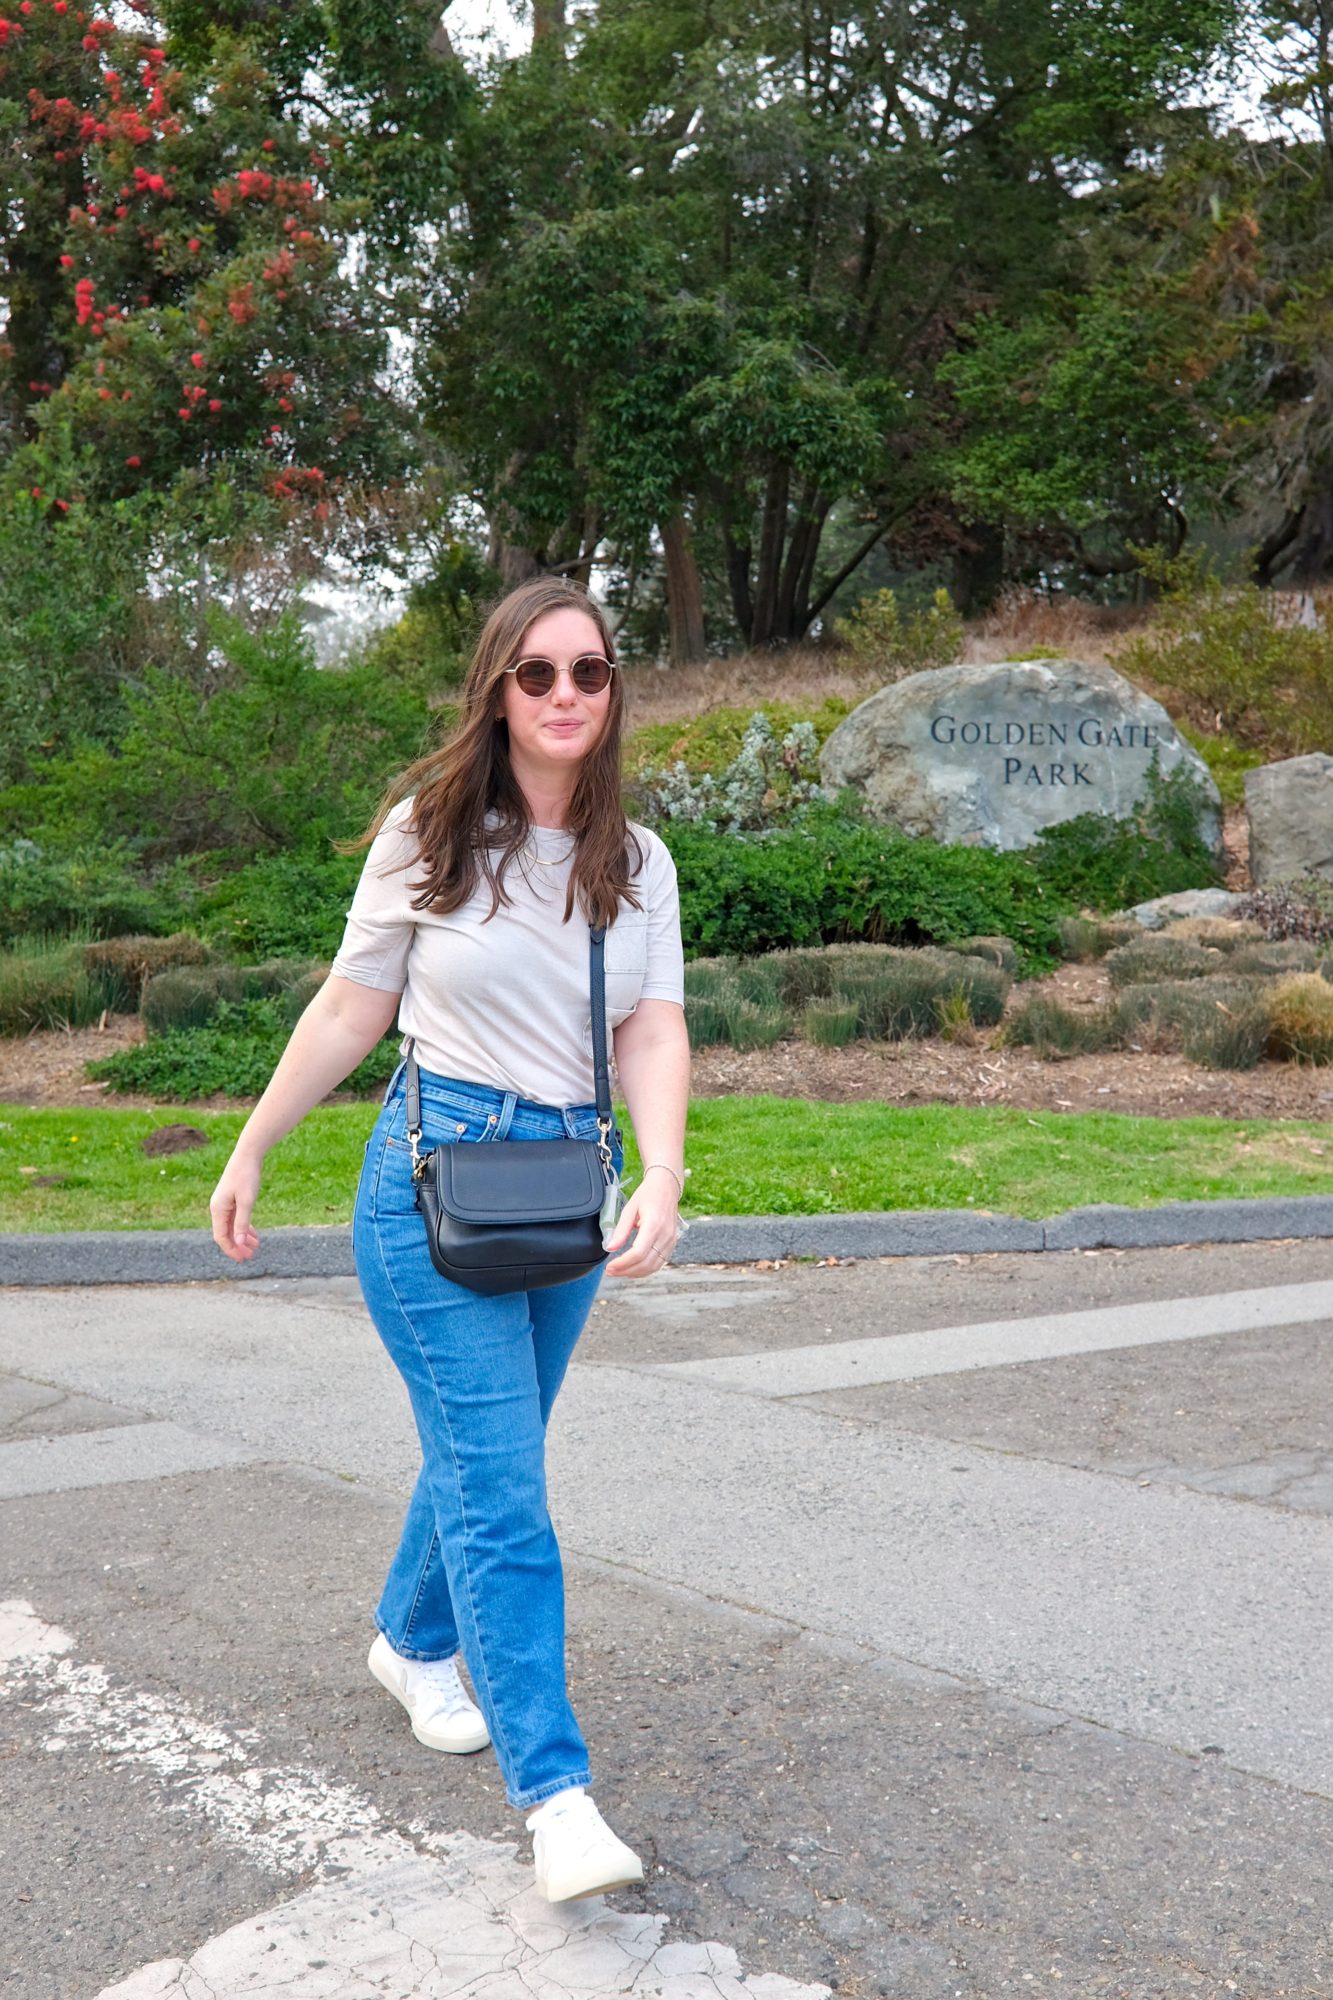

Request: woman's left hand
left=602, top=1171, right=681, bottom=1279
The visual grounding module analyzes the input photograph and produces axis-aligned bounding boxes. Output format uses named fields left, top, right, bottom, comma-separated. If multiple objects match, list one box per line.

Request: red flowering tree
left=0, top=3, right=421, bottom=546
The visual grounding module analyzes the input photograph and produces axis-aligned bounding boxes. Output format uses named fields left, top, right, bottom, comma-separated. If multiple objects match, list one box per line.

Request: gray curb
left=4, top=1195, right=1333, bottom=1286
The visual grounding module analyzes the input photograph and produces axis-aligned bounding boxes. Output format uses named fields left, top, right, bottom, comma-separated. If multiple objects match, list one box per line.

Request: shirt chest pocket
left=602, top=909, right=648, bottom=1027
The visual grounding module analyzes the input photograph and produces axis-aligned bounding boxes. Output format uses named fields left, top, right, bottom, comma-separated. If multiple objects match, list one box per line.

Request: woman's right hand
left=210, top=1150, right=263, bottom=1262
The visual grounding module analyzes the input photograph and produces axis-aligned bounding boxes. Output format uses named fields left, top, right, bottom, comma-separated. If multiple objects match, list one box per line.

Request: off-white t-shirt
left=330, top=801, right=685, bottom=1106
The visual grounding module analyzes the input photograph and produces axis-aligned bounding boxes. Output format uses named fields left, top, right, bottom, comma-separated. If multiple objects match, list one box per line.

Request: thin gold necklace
left=522, top=831, right=573, bottom=868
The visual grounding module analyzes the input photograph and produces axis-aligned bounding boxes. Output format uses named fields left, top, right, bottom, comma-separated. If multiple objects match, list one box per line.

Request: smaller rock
left=141, top=1123, right=211, bottom=1158
left=1246, top=752, right=1333, bottom=884
left=1124, top=889, right=1248, bottom=930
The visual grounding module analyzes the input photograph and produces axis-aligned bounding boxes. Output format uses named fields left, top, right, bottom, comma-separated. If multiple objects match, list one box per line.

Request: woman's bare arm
left=209, top=974, right=402, bottom=1261
left=602, top=998, right=689, bottom=1279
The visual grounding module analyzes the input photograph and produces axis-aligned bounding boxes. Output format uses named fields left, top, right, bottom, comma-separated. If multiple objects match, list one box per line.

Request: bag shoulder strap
left=404, top=919, right=611, bottom=1136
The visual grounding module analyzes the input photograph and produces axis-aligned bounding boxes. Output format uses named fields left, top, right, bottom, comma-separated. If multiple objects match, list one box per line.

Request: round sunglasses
left=503, top=653, right=616, bottom=698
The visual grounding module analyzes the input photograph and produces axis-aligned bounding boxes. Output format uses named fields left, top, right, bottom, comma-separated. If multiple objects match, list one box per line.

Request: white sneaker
left=367, top=1633, right=491, bottom=1754
left=526, top=1789, right=645, bottom=1902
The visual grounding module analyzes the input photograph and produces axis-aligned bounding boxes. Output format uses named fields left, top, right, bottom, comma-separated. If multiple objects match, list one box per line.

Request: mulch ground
left=5, top=962, right=1333, bottom=1125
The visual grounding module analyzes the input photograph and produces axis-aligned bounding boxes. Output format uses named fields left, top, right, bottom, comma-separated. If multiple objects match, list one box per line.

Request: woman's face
left=498, top=604, right=614, bottom=781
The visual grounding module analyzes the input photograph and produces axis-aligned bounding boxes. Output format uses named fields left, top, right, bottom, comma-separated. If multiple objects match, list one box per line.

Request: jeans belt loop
left=489, top=1090, right=519, bottom=1141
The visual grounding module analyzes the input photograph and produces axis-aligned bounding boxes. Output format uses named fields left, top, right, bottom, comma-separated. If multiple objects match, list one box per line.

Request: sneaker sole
left=368, top=1647, right=491, bottom=1755
left=537, top=1863, right=646, bottom=1903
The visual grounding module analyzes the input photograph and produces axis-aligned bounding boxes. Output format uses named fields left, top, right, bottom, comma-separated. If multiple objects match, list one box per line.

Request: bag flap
left=436, top=1138, right=604, bottom=1225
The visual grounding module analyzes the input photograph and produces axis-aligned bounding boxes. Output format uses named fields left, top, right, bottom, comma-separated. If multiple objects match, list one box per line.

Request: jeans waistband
left=382, top=1059, right=597, bottom=1122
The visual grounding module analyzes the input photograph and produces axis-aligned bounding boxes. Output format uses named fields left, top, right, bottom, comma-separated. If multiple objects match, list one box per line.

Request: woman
left=209, top=575, right=689, bottom=1903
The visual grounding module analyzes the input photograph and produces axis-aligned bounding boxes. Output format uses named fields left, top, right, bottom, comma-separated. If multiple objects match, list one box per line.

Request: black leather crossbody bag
left=404, top=924, right=620, bottom=1297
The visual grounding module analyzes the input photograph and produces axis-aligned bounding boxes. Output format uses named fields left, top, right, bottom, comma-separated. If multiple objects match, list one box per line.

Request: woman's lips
left=544, top=719, right=583, bottom=733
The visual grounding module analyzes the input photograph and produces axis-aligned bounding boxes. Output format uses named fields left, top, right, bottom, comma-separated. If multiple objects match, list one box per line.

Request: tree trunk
left=750, top=459, right=790, bottom=646
left=532, top=0, right=566, bottom=44
left=659, top=512, right=708, bottom=664
left=723, top=527, right=755, bottom=642
left=950, top=520, right=1005, bottom=616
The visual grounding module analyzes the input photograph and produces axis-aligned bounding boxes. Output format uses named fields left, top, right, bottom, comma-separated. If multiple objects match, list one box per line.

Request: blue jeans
left=353, top=1058, right=623, bottom=1809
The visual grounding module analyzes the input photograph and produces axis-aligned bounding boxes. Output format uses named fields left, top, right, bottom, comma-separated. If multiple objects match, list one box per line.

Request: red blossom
left=187, top=236, right=200, bottom=252
left=30, top=486, right=42, bottom=498
left=60, top=253, right=75, bottom=267
left=55, top=499, right=69, bottom=512
left=207, top=398, right=221, bottom=411
left=125, top=454, right=140, bottom=467
left=190, top=351, right=204, bottom=367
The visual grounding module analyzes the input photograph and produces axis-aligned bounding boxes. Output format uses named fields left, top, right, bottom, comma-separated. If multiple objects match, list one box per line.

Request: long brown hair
left=343, top=576, right=642, bottom=925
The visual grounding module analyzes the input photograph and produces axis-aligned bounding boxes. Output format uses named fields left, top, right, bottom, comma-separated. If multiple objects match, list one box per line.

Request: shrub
left=1111, top=978, right=1273, bottom=1070
left=1266, top=974, right=1333, bottom=1065
left=0, top=934, right=107, bottom=1036
left=662, top=806, right=1068, bottom=969
left=1119, top=548, right=1333, bottom=759
left=82, top=933, right=213, bottom=1009
left=1027, top=758, right=1223, bottom=912
left=1105, top=934, right=1226, bottom=987
left=832, top=587, right=964, bottom=678
left=192, top=849, right=363, bottom=962
left=1235, top=876, right=1333, bottom=947
left=950, top=934, right=1019, bottom=975
left=682, top=942, right=1008, bottom=1046
left=1057, top=914, right=1142, bottom=961
left=1160, top=916, right=1265, bottom=950
left=88, top=996, right=399, bottom=1099
left=1001, top=997, right=1119, bottom=1058
left=5, top=605, right=432, bottom=865
left=637, top=712, right=831, bottom=834
left=1228, top=940, right=1320, bottom=977
left=623, top=700, right=850, bottom=780
left=0, top=837, right=167, bottom=945
left=140, top=958, right=325, bottom=1033
left=803, top=998, right=861, bottom=1047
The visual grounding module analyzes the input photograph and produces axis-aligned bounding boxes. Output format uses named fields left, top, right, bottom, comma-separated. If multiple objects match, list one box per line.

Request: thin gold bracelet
left=641, top=1162, right=684, bottom=1198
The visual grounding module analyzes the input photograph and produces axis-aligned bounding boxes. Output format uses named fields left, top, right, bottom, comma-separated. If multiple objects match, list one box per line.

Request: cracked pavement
left=1, top=1234, right=1330, bottom=1998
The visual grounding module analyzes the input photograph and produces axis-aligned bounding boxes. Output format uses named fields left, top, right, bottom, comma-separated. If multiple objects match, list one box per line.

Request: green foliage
left=1105, top=935, right=1227, bottom=987
left=0, top=838, right=167, bottom=945
left=637, top=712, right=830, bottom=834
left=140, top=958, right=324, bottom=1033
left=1120, top=550, right=1333, bottom=758
left=1056, top=914, right=1143, bottom=961
left=1027, top=759, right=1222, bottom=910
left=662, top=807, right=1070, bottom=969
left=87, top=996, right=399, bottom=1099
left=1112, top=977, right=1274, bottom=1070
left=682, top=943, right=1010, bottom=1047
left=82, top=934, right=214, bottom=1008
left=623, top=700, right=850, bottom=779
left=1175, top=723, right=1266, bottom=810
left=191, top=848, right=364, bottom=962
left=832, top=588, right=964, bottom=679
left=8, top=608, right=430, bottom=864
left=1267, top=973, right=1333, bottom=1065
left=0, top=934, right=108, bottom=1037
left=1001, top=997, right=1119, bottom=1057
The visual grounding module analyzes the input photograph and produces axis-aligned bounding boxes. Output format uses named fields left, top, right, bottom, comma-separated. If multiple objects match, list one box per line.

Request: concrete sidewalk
left=2, top=1234, right=1331, bottom=1996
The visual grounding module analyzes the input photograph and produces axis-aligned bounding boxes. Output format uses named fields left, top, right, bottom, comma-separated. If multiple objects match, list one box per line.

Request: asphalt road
left=1, top=1236, right=1330, bottom=1999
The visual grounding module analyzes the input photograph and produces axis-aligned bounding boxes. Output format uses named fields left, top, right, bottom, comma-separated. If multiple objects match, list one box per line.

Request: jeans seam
left=399, top=1525, right=441, bottom=1653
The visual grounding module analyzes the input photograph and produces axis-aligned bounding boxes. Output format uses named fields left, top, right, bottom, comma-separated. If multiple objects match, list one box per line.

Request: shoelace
left=410, top=1655, right=476, bottom=1719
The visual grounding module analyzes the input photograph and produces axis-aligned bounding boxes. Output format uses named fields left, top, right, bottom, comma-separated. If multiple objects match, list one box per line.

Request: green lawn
left=2, top=1098, right=1331, bottom=1233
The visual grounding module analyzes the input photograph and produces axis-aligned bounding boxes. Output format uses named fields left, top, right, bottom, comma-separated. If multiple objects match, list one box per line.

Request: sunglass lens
left=572, top=655, right=613, bottom=693
left=514, top=660, right=557, bottom=696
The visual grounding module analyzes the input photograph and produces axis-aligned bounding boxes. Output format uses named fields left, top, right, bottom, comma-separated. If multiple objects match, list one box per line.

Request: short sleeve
left=632, top=825, right=685, bottom=1004
left=328, top=800, right=419, bottom=994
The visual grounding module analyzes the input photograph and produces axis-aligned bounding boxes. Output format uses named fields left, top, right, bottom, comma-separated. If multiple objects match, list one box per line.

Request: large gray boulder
left=819, top=658, right=1221, bottom=854
left=1245, top=753, right=1333, bottom=884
